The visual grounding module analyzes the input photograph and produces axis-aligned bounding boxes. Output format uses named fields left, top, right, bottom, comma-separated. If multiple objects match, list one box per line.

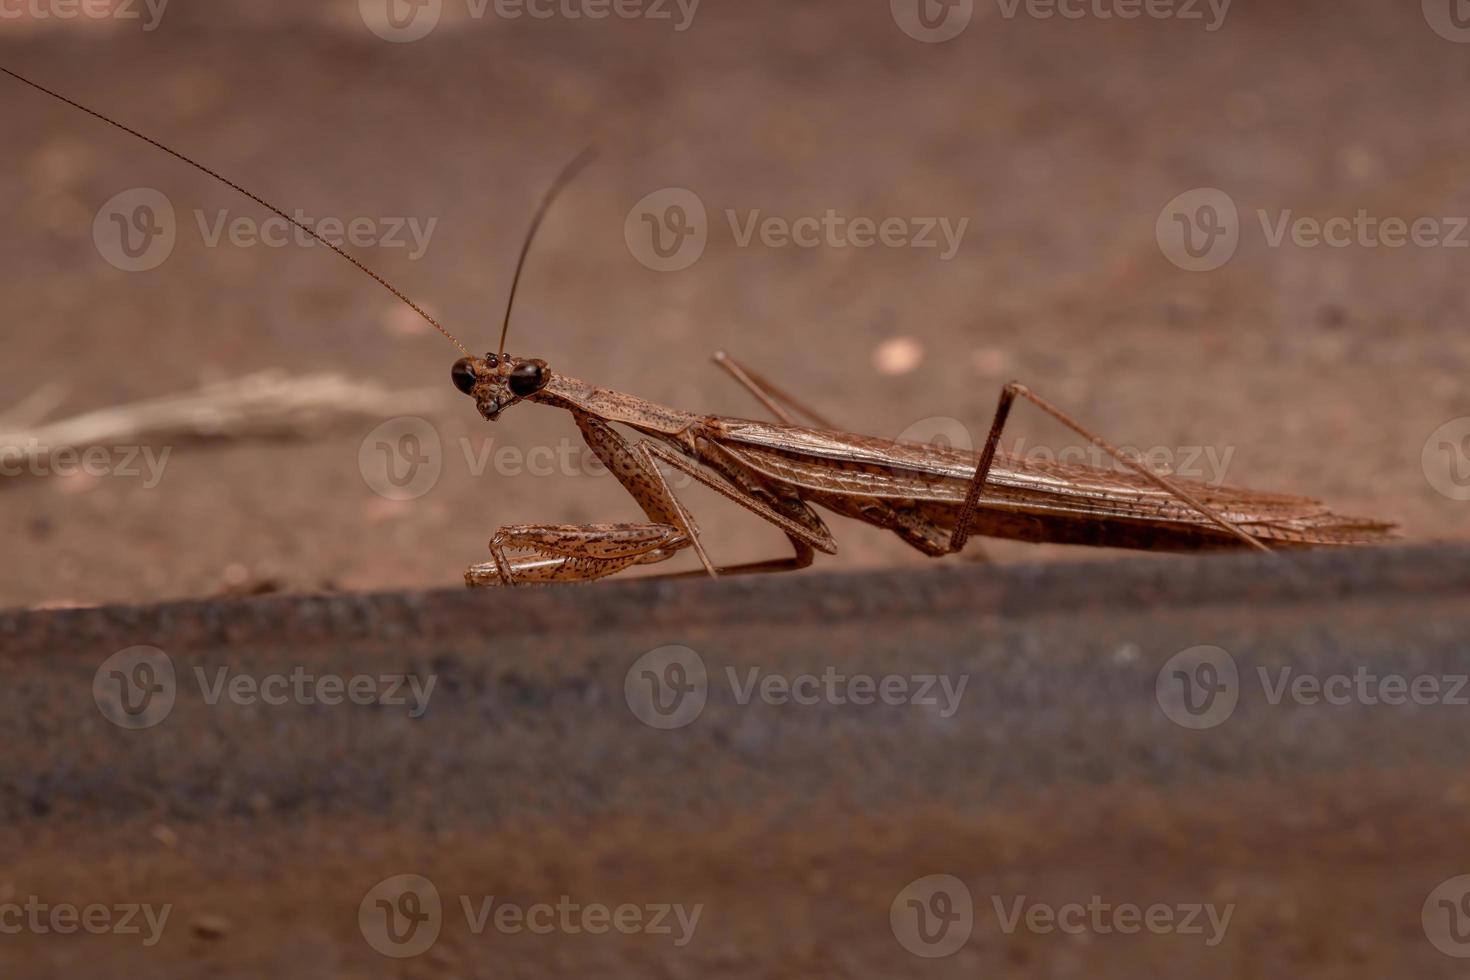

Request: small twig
left=0, top=382, right=67, bottom=430
left=0, top=372, right=446, bottom=477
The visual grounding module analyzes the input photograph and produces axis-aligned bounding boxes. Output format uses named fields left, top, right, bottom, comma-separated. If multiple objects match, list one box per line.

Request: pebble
left=872, top=337, right=924, bottom=376
left=191, top=915, right=231, bottom=940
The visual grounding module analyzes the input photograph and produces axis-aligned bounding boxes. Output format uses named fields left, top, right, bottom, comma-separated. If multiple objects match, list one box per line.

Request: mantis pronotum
left=3, top=66, right=1397, bottom=587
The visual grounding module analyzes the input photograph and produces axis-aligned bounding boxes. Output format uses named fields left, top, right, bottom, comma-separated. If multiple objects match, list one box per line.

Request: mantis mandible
left=3, top=66, right=1398, bottom=588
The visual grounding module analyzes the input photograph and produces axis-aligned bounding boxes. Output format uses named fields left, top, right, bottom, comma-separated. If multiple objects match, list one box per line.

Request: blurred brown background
left=2, top=0, right=1469, bottom=607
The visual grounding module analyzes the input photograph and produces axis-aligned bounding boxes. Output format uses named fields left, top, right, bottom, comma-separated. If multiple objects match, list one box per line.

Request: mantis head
left=451, top=148, right=594, bottom=423
left=452, top=353, right=552, bottom=421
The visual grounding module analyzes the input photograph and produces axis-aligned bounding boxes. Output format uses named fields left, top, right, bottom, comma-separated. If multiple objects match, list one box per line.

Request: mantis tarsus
left=3, top=66, right=1398, bottom=588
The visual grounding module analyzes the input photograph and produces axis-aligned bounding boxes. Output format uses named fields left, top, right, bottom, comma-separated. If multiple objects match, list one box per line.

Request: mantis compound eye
left=451, top=357, right=478, bottom=395
left=508, top=360, right=550, bottom=397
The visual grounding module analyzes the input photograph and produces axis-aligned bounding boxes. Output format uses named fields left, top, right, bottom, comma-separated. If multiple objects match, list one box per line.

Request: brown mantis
left=3, top=67, right=1398, bottom=588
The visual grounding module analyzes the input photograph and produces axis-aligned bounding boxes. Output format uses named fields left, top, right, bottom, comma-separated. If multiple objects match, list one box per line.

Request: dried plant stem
left=0, top=372, right=445, bottom=476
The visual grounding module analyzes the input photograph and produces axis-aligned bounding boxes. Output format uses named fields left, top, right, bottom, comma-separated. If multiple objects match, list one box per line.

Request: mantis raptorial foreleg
left=467, top=405, right=844, bottom=586
left=467, top=411, right=715, bottom=586
left=467, top=523, right=688, bottom=586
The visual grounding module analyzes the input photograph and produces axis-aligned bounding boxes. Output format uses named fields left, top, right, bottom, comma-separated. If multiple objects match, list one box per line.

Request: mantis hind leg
left=949, top=382, right=1270, bottom=554
left=711, top=351, right=835, bottom=428
left=640, top=538, right=817, bottom=581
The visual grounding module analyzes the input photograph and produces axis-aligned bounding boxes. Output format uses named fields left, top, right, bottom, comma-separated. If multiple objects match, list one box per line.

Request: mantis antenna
left=496, top=145, right=598, bottom=364
left=0, top=65, right=472, bottom=358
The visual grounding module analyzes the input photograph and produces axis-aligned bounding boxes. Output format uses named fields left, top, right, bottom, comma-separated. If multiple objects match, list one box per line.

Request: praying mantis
left=2, top=66, right=1398, bottom=588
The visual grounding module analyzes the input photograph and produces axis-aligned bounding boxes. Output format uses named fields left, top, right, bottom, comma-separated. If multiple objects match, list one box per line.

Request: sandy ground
left=1, top=0, right=1468, bottom=607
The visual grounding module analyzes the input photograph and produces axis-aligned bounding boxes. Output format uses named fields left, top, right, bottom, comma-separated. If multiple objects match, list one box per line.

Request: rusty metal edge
left=1, top=543, right=1466, bottom=658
